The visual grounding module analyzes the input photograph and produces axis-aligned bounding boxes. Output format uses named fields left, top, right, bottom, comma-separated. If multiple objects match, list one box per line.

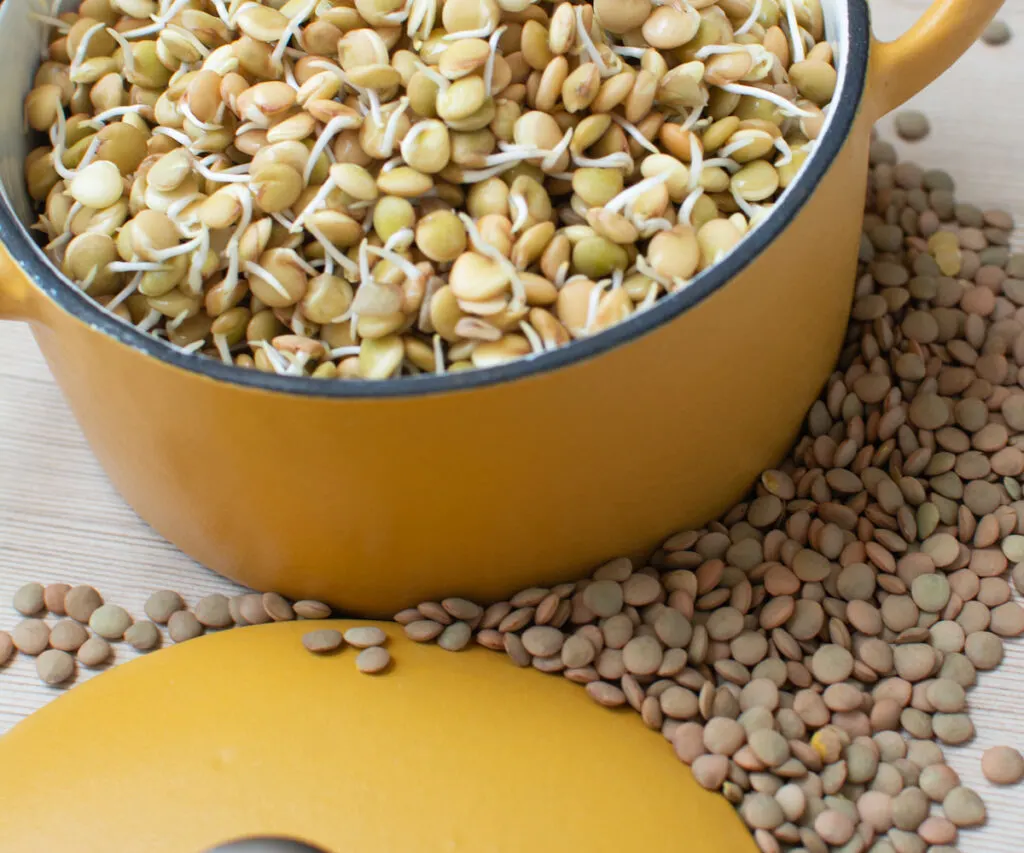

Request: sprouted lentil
left=25, top=0, right=836, bottom=379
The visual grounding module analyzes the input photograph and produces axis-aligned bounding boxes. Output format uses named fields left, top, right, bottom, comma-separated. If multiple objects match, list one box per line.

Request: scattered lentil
left=356, top=646, right=391, bottom=674
left=894, top=111, right=930, bottom=142
left=88, top=604, right=133, bottom=640
left=262, top=592, right=296, bottom=622
left=0, top=631, right=13, bottom=666
left=195, top=594, right=233, bottom=629
left=144, top=590, right=186, bottom=624
left=293, top=600, right=332, bottom=620
left=943, top=786, right=986, bottom=827
left=982, top=20, right=1013, bottom=46
left=12, top=619, right=50, bottom=656
left=438, top=621, right=473, bottom=652
left=49, top=620, right=88, bottom=653
left=124, top=621, right=161, bottom=651
left=13, top=582, right=46, bottom=617
left=343, top=626, right=387, bottom=649
left=981, top=746, right=1024, bottom=785
left=36, top=649, right=75, bottom=686
left=302, top=629, right=344, bottom=654
left=77, top=636, right=112, bottom=669
left=64, top=586, right=102, bottom=624
left=167, top=610, right=203, bottom=644
left=42, top=583, right=70, bottom=616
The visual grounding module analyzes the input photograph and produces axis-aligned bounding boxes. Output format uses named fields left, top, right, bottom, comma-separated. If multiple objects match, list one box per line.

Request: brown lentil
left=36, top=649, right=76, bottom=686
left=894, top=111, right=930, bottom=142
left=356, top=646, right=391, bottom=674
left=77, top=636, right=112, bottom=668
left=13, top=583, right=46, bottom=617
left=302, top=628, right=344, bottom=654
left=12, top=619, right=50, bottom=656
left=64, top=586, right=102, bottom=624
left=145, top=590, right=186, bottom=624
left=981, top=746, right=1024, bottom=785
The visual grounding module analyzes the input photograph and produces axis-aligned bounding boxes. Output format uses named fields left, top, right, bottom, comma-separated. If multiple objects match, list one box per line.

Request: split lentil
left=24, top=0, right=837, bottom=379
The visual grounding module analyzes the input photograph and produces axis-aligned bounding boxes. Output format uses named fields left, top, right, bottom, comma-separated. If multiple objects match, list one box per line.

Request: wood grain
left=0, top=2, right=1021, bottom=850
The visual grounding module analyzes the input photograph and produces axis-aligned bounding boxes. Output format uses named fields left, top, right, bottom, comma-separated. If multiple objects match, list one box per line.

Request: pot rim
left=0, top=0, right=870, bottom=400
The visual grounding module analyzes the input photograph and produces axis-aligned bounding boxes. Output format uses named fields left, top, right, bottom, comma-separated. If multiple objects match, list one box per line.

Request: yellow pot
left=0, top=0, right=1004, bottom=616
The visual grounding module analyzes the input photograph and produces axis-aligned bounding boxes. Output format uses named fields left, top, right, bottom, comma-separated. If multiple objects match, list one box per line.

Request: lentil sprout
left=24, top=0, right=836, bottom=379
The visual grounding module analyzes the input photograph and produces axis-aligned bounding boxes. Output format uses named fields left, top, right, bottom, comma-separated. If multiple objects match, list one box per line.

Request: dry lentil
left=981, top=746, right=1024, bottom=785
left=894, top=111, right=930, bottom=142
left=12, top=619, right=50, bottom=656
left=343, top=626, right=388, bottom=649
left=943, top=786, right=986, bottom=827
left=36, top=649, right=75, bottom=686
left=42, top=583, right=70, bottom=616
left=13, top=583, right=46, bottom=617
left=438, top=621, right=473, bottom=652
left=0, top=631, right=13, bottom=667
left=64, top=586, right=102, bottom=624
left=167, top=610, right=203, bottom=644
left=145, top=590, right=186, bottom=624
left=77, top=636, right=111, bottom=668
left=302, top=628, right=344, bottom=654
left=195, top=594, right=233, bottom=629
left=124, top=620, right=161, bottom=651
left=88, top=604, right=133, bottom=640
left=293, top=600, right=332, bottom=620
left=356, top=646, right=391, bottom=674
left=49, top=620, right=88, bottom=653
left=982, top=20, right=1013, bottom=46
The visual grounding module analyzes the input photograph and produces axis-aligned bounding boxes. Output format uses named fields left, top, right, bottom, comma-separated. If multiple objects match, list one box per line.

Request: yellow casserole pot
left=0, top=0, right=1004, bottom=615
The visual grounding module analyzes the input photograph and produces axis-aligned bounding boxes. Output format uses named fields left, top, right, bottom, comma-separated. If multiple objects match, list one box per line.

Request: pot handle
left=867, top=0, right=1005, bottom=120
left=0, top=241, right=39, bottom=322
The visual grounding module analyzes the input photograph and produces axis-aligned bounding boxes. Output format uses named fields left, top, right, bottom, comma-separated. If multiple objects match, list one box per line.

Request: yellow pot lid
left=0, top=621, right=754, bottom=853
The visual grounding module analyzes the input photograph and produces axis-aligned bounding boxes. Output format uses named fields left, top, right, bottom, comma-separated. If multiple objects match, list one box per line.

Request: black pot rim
left=0, top=1, right=871, bottom=400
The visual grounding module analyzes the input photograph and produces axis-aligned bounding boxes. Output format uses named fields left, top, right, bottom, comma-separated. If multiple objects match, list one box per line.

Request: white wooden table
left=0, top=2, right=1022, bottom=850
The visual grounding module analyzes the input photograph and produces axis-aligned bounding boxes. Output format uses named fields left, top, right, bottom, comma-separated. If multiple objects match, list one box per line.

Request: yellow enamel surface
left=868, top=0, right=1004, bottom=119
left=0, top=622, right=754, bottom=853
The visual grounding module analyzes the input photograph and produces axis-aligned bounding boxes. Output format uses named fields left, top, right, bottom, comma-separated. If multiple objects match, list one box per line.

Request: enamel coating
left=0, top=622, right=757, bottom=852
left=0, top=0, right=1004, bottom=616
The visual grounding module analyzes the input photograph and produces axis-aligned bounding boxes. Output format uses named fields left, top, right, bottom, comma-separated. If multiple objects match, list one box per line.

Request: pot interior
left=0, top=0, right=858, bottom=392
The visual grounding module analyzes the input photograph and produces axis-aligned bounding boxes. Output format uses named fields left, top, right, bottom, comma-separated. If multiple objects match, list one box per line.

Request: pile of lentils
left=25, top=0, right=836, bottom=378
left=390, top=140, right=1024, bottom=851
left=0, top=583, right=385, bottom=684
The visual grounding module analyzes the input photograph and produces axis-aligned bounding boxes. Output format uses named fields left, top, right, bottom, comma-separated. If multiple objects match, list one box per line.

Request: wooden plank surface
left=0, top=2, right=1022, bottom=850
